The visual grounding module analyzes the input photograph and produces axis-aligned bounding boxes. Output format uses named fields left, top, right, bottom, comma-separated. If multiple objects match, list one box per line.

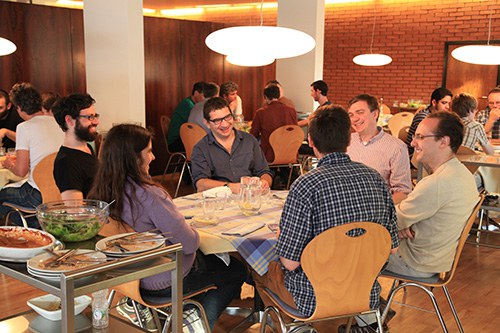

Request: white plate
left=27, top=294, right=91, bottom=321
left=0, top=226, right=55, bottom=261
left=27, top=249, right=107, bottom=273
left=95, top=232, right=165, bottom=255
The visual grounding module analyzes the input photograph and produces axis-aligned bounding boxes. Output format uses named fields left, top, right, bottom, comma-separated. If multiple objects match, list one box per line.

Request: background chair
left=387, top=112, right=413, bottom=138
left=177, top=122, right=207, bottom=198
left=398, top=125, right=410, bottom=143
left=456, top=145, right=479, bottom=174
left=381, top=194, right=484, bottom=333
left=3, top=152, right=61, bottom=227
left=380, top=104, right=392, bottom=115
left=160, top=115, right=187, bottom=186
left=269, top=125, right=304, bottom=190
left=260, top=222, right=391, bottom=333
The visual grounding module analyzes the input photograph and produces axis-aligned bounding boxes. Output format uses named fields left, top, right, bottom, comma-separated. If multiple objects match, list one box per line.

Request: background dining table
left=173, top=191, right=288, bottom=276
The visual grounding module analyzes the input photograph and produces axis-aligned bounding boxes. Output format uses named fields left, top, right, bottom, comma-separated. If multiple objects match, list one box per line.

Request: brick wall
left=174, top=0, right=500, bottom=107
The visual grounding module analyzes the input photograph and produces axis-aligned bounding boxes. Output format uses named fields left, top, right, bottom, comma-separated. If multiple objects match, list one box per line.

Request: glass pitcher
left=239, top=177, right=262, bottom=216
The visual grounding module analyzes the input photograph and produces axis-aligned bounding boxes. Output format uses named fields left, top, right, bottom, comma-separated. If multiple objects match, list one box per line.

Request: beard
left=75, top=119, right=98, bottom=142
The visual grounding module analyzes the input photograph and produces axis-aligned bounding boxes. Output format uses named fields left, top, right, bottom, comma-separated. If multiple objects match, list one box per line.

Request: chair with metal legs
left=260, top=222, right=392, bottom=333
left=176, top=122, right=206, bottom=198
left=160, top=115, right=187, bottom=187
left=381, top=194, right=484, bottom=333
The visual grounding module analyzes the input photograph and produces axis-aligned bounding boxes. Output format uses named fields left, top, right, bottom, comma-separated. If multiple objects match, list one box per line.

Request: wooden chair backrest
left=439, top=194, right=484, bottom=285
left=32, top=152, right=61, bottom=203
left=387, top=112, right=413, bottom=138
left=269, top=125, right=304, bottom=165
left=160, top=115, right=172, bottom=154
left=380, top=104, right=392, bottom=115
left=180, top=122, right=206, bottom=161
left=456, top=145, right=479, bottom=174
left=301, top=222, right=391, bottom=319
left=398, top=126, right=410, bottom=143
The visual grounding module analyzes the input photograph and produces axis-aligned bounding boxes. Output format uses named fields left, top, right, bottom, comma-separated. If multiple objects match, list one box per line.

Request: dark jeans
left=141, top=252, right=247, bottom=329
left=0, top=182, right=41, bottom=228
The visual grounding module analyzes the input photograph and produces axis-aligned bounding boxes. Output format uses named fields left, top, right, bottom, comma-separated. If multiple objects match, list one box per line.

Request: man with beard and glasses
left=52, top=93, right=99, bottom=200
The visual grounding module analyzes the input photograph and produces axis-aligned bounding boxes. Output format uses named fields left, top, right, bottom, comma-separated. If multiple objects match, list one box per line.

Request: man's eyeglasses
left=78, top=114, right=100, bottom=121
left=414, top=134, right=441, bottom=140
left=208, top=113, right=233, bottom=125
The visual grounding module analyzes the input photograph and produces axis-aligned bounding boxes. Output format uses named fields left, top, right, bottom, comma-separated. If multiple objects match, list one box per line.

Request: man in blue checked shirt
left=253, top=105, right=399, bottom=333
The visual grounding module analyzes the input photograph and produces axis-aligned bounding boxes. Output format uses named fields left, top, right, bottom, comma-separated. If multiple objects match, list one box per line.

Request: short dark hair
left=451, top=93, right=477, bottom=118
left=427, top=111, right=463, bottom=153
left=220, top=81, right=238, bottom=97
left=488, top=87, right=500, bottom=96
left=203, top=96, right=231, bottom=121
left=9, top=82, right=42, bottom=115
left=309, top=105, right=351, bottom=154
left=52, top=93, right=96, bottom=131
left=348, top=94, right=379, bottom=112
left=263, top=85, right=280, bottom=100
left=310, top=80, right=328, bottom=96
left=0, top=89, right=10, bottom=105
left=192, top=81, right=206, bottom=96
left=41, top=92, right=61, bottom=112
left=266, top=80, right=280, bottom=86
left=430, top=87, right=453, bottom=105
left=203, top=82, right=219, bottom=99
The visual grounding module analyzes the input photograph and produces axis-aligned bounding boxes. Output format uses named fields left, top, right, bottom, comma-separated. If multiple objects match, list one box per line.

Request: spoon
left=99, top=200, right=116, bottom=215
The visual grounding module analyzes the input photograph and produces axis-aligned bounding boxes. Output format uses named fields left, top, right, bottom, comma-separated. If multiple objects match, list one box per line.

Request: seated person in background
left=52, top=93, right=99, bottom=200
left=191, top=97, right=272, bottom=194
left=253, top=105, right=399, bottom=333
left=476, top=87, right=500, bottom=140
left=265, top=80, right=295, bottom=109
left=0, top=83, right=64, bottom=227
left=385, top=112, right=478, bottom=279
left=88, top=124, right=246, bottom=330
left=220, top=81, right=243, bottom=120
left=406, top=87, right=453, bottom=156
left=187, top=82, right=219, bottom=133
left=0, top=88, right=24, bottom=149
left=297, top=79, right=331, bottom=127
left=167, top=81, right=206, bottom=152
left=452, top=92, right=494, bottom=155
left=41, top=91, right=60, bottom=115
left=250, top=84, right=298, bottom=162
left=347, top=94, right=412, bottom=204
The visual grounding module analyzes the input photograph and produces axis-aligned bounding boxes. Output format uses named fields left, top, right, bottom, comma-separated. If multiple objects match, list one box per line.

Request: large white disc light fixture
left=451, top=14, right=500, bottom=65
left=205, top=1, right=315, bottom=67
left=353, top=5, right=392, bottom=67
left=0, top=37, right=16, bottom=56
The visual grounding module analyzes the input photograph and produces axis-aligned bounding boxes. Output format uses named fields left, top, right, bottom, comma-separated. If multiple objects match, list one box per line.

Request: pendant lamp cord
left=260, top=0, right=264, bottom=26
left=369, top=7, right=376, bottom=53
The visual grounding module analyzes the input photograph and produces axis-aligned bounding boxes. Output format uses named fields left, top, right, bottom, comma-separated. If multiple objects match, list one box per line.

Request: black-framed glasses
left=414, top=134, right=441, bottom=140
left=208, top=113, right=233, bottom=126
left=78, top=113, right=100, bottom=121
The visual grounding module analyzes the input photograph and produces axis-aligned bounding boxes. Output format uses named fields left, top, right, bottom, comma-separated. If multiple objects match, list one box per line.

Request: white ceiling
left=143, top=1, right=258, bottom=10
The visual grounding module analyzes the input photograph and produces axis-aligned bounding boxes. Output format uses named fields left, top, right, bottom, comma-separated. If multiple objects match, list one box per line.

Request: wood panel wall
left=0, top=2, right=275, bottom=175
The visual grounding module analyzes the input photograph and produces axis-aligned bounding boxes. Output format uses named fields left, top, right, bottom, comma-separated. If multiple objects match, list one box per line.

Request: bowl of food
left=27, top=294, right=92, bottom=321
left=36, top=200, right=110, bottom=242
left=0, top=226, right=56, bottom=261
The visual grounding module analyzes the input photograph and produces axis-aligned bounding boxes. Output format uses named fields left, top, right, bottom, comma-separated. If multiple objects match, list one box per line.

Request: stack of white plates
left=95, top=233, right=165, bottom=258
left=27, top=249, right=107, bottom=281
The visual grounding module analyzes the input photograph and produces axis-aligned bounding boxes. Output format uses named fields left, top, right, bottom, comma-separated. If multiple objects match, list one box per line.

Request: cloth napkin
left=222, top=223, right=265, bottom=237
left=202, top=186, right=232, bottom=198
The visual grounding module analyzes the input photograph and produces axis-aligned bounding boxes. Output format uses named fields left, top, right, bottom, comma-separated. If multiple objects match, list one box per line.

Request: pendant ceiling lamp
left=0, top=37, right=16, bottom=56
left=353, top=6, right=392, bottom=67
left=451, top=14, right=500, bottom=65
left=205, top=0, right=316, bottom=67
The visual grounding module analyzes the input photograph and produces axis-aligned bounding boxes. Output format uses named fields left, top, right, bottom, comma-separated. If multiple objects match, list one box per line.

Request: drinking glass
left=202, top=197, right=217, bottom=221
left=215, top=191, right=227, bottom=210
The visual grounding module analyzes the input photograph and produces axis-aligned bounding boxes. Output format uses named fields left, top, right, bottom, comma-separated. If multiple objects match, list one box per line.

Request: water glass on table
left=215, top=190, right=227, bottom=210
left=202, top=197, right=218, bottom=221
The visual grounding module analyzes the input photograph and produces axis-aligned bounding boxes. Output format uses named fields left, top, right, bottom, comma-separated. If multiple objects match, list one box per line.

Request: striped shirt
left=462, top=118, right=489, bottom=150
left=277, top=152, right=399, bottom=317
left=347, top=129, right=412, bottom=194
left=406, top=106, right=431, bottom=155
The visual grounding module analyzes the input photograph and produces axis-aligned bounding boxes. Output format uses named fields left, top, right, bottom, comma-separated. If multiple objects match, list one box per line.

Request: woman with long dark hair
left=89, top=124, right=246, bottom=330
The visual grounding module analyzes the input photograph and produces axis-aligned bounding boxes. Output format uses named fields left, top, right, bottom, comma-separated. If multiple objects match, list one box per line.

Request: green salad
left=40, top=215, right=103, bottom=242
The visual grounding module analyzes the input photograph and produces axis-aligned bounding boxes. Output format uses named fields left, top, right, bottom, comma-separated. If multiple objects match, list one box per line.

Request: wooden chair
left=387, top=112, right=413, bottom=138
left=456, top=145, right=479, bottom=174
left=380, top=104, right=392, bottom=115
left=177, top=122, right=207, bottom=198
left=160, top=115, right=187, bottom=186
left=3, top=152, right=61, bottom=227
left=269, top=125, right=304, bottom=190
left=260, top=222, right=392, bottom=333
left=398, top=125, right=410, bottom=143
left=103, top=218, right=215, bottom=332
left=381, top=194, right=484, bottom=333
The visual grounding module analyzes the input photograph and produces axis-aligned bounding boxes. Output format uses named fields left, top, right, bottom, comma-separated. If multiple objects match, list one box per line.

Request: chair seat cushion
left=382, top=269, right=440, bottom=284
left=141, top=284, right=216, bottom=306
left=265, top=288, right=306, bottom=319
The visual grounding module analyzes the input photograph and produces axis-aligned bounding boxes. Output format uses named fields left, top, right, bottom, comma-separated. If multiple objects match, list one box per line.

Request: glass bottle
left=92, top=289, right=109, bottom=329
